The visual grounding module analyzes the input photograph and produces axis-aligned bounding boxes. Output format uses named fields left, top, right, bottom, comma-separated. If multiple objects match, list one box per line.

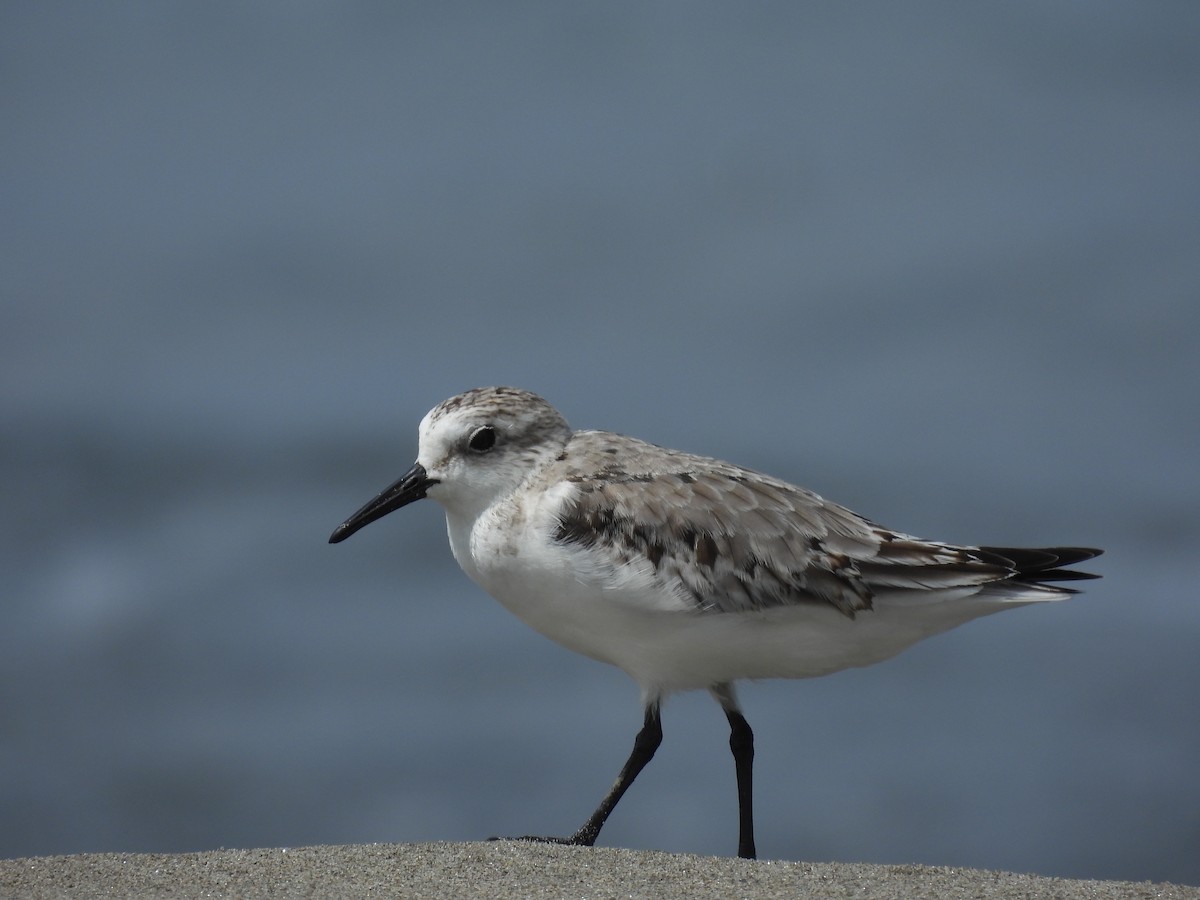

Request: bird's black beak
left=328, top=462, right=436, bottom=544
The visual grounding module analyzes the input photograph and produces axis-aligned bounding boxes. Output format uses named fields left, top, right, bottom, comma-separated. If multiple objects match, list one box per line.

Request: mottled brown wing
left=548, top=433, right=1028, bottom=618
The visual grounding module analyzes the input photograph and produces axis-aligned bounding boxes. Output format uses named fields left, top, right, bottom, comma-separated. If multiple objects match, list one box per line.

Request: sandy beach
left=2, top=842, right=1196, bottom=900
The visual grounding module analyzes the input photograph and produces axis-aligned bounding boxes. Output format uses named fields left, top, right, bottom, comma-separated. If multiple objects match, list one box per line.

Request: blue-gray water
left=3, top=3, right=1198, bottom=886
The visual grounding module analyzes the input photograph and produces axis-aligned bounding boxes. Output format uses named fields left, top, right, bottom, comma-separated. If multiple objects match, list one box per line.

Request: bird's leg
left=726, top=708, right=757, bottom=859
left=564, top=702, right=663, bottom=846
left=497, top=702, right=663, bottom=848
left=712, top=683, right=756, bottom=859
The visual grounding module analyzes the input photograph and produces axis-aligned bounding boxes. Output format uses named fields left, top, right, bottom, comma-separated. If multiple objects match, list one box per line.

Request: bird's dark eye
left=467, top=425, right=497, bottom=453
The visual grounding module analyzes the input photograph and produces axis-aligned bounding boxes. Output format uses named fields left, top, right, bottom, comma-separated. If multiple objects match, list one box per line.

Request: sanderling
left=330, top=386, right=1101, bottom=860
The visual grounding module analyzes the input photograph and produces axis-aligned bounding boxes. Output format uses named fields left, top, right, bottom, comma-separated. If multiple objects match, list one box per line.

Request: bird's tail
left=977, top=546, right=1103, bottom=593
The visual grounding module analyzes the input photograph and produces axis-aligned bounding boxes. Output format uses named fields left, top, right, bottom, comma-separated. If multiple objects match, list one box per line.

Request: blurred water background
left=3, top=2, right=1199, bottom=886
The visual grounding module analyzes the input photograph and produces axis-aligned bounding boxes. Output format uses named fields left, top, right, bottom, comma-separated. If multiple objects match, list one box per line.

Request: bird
left=329, top=386, right=1101, bottom=860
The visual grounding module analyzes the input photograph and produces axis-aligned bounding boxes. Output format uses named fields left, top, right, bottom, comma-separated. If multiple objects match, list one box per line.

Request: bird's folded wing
left=550, top=456, right=1020, bottom=619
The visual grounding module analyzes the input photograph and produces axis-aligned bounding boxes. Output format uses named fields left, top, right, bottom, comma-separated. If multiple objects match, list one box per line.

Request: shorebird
left=330, top=386, right=1101, bottom=859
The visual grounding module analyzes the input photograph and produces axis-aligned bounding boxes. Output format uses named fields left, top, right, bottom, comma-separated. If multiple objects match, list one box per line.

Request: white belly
left=443, top=504, right=1019, bottom=698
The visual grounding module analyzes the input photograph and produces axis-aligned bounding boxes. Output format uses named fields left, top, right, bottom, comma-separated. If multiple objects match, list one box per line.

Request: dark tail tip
left=978, top=546, right=1103, bottom=587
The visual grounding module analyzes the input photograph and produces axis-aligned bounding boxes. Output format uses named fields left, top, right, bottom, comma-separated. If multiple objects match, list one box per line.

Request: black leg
left=712, top=684, right=756, bottom=859
left=725, top=707, right=756, bottom=859
left=497, top=702, right=663, bottom=848
left=566, top=702, right=663, bottom=846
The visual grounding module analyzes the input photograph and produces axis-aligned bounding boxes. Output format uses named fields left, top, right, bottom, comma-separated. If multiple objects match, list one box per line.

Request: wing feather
left=547, top=431, right=1101, bottom=619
